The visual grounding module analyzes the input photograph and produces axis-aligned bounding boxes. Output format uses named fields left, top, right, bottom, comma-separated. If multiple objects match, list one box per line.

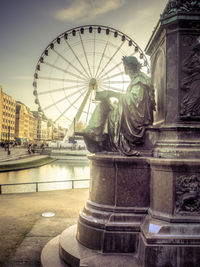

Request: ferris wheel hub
left=89, top=78, right=98, bottom=91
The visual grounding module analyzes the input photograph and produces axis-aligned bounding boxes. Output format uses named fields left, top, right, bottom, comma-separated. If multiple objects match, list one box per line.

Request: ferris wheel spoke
left=101, top=84, right=126, bottom=92
left=37, top=85, right=83, bottom=96
left=39, top=76, right=86, bottom=84
left=78, top=31, right=92, bottom=77
left=55, top=88, right=88, bottom=123
left=64, top=39, right=90, bottom=78
left=98, top=62, right=123, bottom=80
left=97, top=42, right=125, bottom=78
left=102, top=80, right=129, bottom=84
left=53, top=49, right=88, bottom=80
left=43, top=86, right=86, bottom=112
left=101, top=71, right=124, bottom=81
left=43, top=62, right=86, bottom=81
left=86, top=91, right=93, bottom=125
left=43, top=97, right=67, bottom=111
left=64, top=86, right=87, bottom=99
left=130, top=51, right=137, bottom=56
left=73, top=86, right=92, bottom=125
left=94, top=37, right=110, bottom=78
left=93, top=30, right=96, bottom=77
left=66, top=85, right=93, bottom=137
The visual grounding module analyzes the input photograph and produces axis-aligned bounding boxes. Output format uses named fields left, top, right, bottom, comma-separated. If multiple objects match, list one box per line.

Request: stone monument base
left=41, top=154, right=200, bottom=267
left=41, top=153, right=149, bottom=266
left=139, top=216, right=200, bottom=267
left=41, top=225, right=139, bottom=267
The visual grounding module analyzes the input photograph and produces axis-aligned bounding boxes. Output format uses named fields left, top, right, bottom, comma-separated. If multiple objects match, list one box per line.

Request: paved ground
left=0, top=146, right=37, bottom=163
left=0, top=147, right=89, bottom=266
left=0, top=189, right=89, bottom=267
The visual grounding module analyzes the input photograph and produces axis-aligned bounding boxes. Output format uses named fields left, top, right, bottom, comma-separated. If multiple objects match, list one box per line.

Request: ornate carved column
left=146, top=0, right=200, bottom=158
left=138, top=2, right=200, bottom=266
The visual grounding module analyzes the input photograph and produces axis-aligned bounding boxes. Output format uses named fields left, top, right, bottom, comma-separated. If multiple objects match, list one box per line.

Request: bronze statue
left=83, top=56, right=156, bottom=155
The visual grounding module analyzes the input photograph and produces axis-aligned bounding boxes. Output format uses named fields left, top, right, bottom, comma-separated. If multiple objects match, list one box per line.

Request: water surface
left=0, top=160, right=90, bottom=193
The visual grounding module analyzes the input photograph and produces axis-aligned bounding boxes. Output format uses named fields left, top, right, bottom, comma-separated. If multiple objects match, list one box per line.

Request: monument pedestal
left=138, top=158, right=200, bottom=267
left=41, top=155, right=200, bottom=267
left=41, top=153, right=150, bottom=267
left=77, top=154, right=150, bottom=253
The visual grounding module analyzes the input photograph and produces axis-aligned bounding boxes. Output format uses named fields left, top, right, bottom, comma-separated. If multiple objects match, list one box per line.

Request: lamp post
left=7, top=126, right=10, bottom=155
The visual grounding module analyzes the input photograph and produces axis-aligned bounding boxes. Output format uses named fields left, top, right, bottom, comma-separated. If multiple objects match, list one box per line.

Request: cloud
left=54, top=0, right=126, bottom=22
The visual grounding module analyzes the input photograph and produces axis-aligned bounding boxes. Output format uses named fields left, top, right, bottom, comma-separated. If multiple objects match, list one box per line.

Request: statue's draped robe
left=83, top=71, right=155, bottom=154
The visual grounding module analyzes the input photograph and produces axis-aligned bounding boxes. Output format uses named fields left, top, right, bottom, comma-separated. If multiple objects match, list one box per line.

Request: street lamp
left=7, top=126, right=10, bottom=155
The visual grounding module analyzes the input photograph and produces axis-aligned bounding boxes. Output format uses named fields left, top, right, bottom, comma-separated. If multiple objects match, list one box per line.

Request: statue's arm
left=95, top=90, right=121, bottom=101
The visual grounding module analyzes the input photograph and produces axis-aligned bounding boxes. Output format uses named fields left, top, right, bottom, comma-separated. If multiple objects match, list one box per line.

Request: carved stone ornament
left=180, top=38, right=200, bottom=118
left=175, top=175, right=200, bottom=214
left=162, top=0, right=200, bottom=18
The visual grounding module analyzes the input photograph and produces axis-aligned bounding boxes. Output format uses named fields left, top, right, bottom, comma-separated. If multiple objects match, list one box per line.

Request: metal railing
left=0, top=179, right=90, bottom=194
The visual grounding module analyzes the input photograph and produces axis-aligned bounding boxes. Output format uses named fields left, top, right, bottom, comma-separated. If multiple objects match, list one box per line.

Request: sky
left=0, top=0, right=168, bottom=113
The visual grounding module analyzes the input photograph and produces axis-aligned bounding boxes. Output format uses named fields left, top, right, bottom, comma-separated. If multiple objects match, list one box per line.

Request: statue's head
left=122, top=56, right=142, bottom=75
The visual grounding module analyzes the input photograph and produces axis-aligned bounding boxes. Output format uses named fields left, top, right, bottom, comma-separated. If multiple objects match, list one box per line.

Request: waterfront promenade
left=0, top=148, right=89, bottom=266
left=0, top=146, right=31, bottom=162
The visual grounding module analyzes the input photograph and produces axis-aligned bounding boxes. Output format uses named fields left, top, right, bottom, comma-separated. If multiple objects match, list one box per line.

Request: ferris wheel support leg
left=63, top=87, right=93, bottom=142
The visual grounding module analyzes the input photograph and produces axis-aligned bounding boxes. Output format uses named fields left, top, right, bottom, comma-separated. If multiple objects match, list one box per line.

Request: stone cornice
left=162, top=0, right=200, bottom=19
left=145, top=11, right=200, bottom=56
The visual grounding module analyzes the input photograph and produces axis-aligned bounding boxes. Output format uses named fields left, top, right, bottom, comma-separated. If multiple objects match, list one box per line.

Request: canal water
left=0, top=160, right=90, bottom=194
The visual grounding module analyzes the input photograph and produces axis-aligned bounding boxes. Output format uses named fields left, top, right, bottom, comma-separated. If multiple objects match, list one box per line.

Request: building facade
left=32, top=111, right=66, bottom=142
left=15, top=101, right=36, bottom=143
left=0, top=86, right=16, bottom=142
left=0, top=86, right=67, bottom=144
left=32, top=111, right=49, bottom=141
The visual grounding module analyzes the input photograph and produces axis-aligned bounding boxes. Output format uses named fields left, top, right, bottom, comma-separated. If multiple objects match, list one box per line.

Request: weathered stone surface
left=77, top=154, right=150, bottom=252
left=42, top=225, right=139, bottom=267
left=89, top=157, right=116, bottom=205
left=139, top=216, right=200, bottom=267
left=145, top=0, right=200, bottom=160
left=149, top=158, right=200, bottom=222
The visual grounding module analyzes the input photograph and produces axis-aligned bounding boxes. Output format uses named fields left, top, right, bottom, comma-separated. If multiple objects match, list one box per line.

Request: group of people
left=0, top=142, right=18, bottom=150
left=27, top=143, right=45, bottom=154
left=27, top=143, right=36, bottom=154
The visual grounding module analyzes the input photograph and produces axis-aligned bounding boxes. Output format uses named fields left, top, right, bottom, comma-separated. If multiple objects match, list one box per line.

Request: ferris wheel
left=33, top=25, right=149, bottom=139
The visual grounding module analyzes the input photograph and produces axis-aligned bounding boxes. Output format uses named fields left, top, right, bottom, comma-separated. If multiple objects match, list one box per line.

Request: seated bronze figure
left=83, top=56, right=155, bottom=155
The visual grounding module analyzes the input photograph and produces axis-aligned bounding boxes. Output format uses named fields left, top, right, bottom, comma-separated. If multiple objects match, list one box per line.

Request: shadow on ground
left=0, top=189, right=88, bottom=266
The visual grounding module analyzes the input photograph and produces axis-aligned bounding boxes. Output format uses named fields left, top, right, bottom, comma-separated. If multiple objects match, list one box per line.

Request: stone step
left=41, top=225, right=139, bottom=267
